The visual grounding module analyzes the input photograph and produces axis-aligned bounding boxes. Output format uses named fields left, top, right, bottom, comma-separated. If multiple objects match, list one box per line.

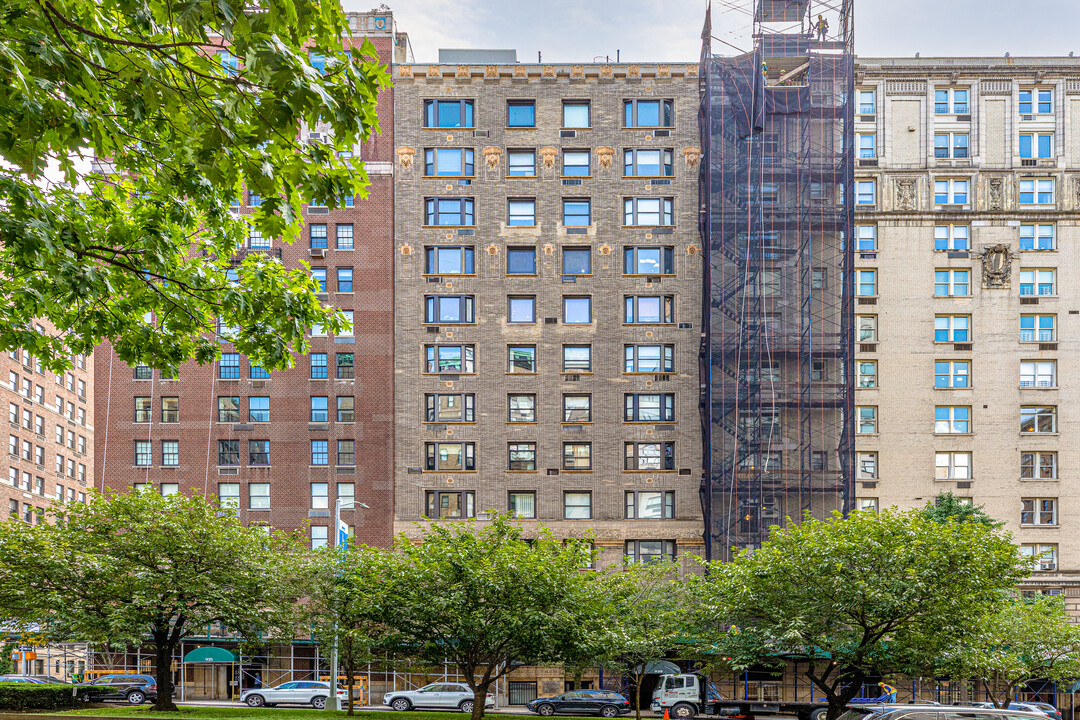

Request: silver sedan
left=240, top=680, right=348, bottom=709
left=383, top=682, right=495, bottom=712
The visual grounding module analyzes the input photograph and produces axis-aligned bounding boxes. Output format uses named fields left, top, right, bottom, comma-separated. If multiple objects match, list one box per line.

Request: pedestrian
left=816, top=14, right=829, bottom=41
left=878, top=682, right=897, bottom=703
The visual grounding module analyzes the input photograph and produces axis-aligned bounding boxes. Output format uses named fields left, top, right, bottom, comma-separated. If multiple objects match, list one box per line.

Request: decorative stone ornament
left=987, top=178, right=1003, bottom=211
left=977, top=244, right=1016, bottom=289
left=595, top=147, right=615, bottom=169
left=395, top=146, right=416, bottom=170
left=539, top=147, right=558, bottom=170
left=1074, top=178, right=1080, bottom=209
left=682, top=147, right=703, bottom=169
left=895, top=178, right=916, bottom=210
left=482, top=146, right=502, bottom=170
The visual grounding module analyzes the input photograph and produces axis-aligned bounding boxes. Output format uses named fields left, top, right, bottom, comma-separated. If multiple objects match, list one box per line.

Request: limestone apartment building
left=392, top=51, right=705, bottom=566
left=853, top=57, right=1080, bottom=603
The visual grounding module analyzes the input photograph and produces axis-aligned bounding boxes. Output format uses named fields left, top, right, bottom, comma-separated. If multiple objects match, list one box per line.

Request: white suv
left=383, top=682, right=495, bottom=712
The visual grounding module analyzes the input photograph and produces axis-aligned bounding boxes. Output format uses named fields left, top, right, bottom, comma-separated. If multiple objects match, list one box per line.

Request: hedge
left=0, top=683, right=87, bottom=711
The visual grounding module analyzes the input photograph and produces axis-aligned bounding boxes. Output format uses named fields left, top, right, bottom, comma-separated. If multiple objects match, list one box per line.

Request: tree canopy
left=0, top=0, right=390, bottom=373
left=921, top=492, right=1003, bottom=528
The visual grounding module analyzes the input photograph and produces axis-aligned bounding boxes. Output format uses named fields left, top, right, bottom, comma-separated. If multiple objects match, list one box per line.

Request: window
left=1020, top=543, right=1058, bottom=571
left=338, top=482, right=355, bottom=504
left=562, top=248, right=591, bottom=276
left=508, top=442, right=536, bottom=470
left=134, top=397, right=151, bottom=423
left=508, top=346, right=537, bottom=373
left=508, top=198, right=536, bottom=227
left=563, top=198, right=592, bottom=226
left=311, top=440, right=329, bottom=466
left=1020, top=179, right=1054, bottom=205
left=857, top=133, right=875, bottom=159
left=508, top=394, right=536, bottom=423
left=336, top=268, right=353, bottom=293
left=509, top=491, right=536, bottom=518
left=935, top=406, right=971, bottom=434
left=425, top=344, right=475, bottom=374
left=935, top=452, right=971, bottom=480
left=933, top=133, right=970, bottom=160
left=934, top=269, right=969, bottom=296
left=934, top=87, right=969, bottom=114
left=507, top=100, right=535, bottom=127
left=857, top=498, right=879, bottom=513
left=855, top=180, right=875, bottom=205
left=933, top=315, right=969, bottom=343
left=248, top=226, right=269, bottom=249
left=1021, top=360, right=1056, bottom=388
left=858, top=89, right=876, bottom=114
left=77, top=379, right=86, bottom=398
left=1020, top=314, right=1055, bottom=342
left=219, top=353, right=240, bottom=379
left=934, top=225, right=969, bottom=251
left=213, top=396, right=237, bottom=423
left=563, top=151, right=590, bottom=177
left=563, top=443, right=592, bottom=471
left=425, top=295, right=475, bottom=324
left=1022, top=451, right=1057, bottom=480
left=564, top=492, right=592, bottom=519
left=426, top=393, right=476, bottom=423
left=563, top=101, right=590, bottom=128
left=426, top=246, right=475, bottom=275
left=425, top=442, right=476, bottom=471
left=625, top=344, right=675, bottom=373
left=563, top=345, right=592, bottom=372
left=310, top=353, right=327, bottom=379
left=624, top=149, right=673, bottom=177
left=563, top=296, right=592, bottom=323
left=626, top=491, right=675, bottom=520
left=625, top=540, right=675, bottom=563
left=625, top=295, right=674, bottom=324
left=1021, top=499, right=1058, bottom=526
left=310, top=526, right=328, bottom=549
left=336, top=224, right=353, bottom=249
left=425, top=197, right=475, bottom=226
left=1020, top=224, right=1055, bottom=251
left=934, top=360, right=970, bottom=388
left=1021, top=406, right=1057, bottom=434
left=508, top=150, right=536, bottom=177
left=310, top=268, right=328, bottom=293
left=424, top=99, right=474, bottom=128
left=134, top=441, right=152, bottom=466
left=217, top=482, right=240, bottom=510
left=336, top=396, right=355, bottom=422
left=248, top=483, right=270, bottom=510
left=857, top=315, right=878, bottom=342
left=424, top=148, right=475, bottom=177
left=624, top=99, right=674, bottom=128
left=855, top=269, right=876, bottom=297
left=934, top=179, right=969, bottom=205
left=624, top=247, right=674, bottom=275
left=160, top=440, right=179, bottom=467
left=337, top=440, right=355, bottom=466
left=1020, top=133, right=1054, bottom=159
left=310, top=396, right=328, bottom=422
left=309, top=223, right=328, bottom=249
left=855, top=226, right=876, bottom=252
left=1019, top=88, right=1053, bottom=115
left=857, top=361, right=877, bottom=388
left=856, top=406, right=877, bottom=434
left=563, top=395, right=591, bottom=423
left=507, top=248, right=537, bottom=275
left=857, top=452, right=878, bottom=480
left=249, top=440, right=269, bottom=465
left=328, top=354, right=352, bottom=382
left=218, top=440, right=239, bottom=466
left=425, top=490, right=475, bottom=519
left=625, top=441, right=675, bottom=471
left=309, top=482, right=329, bottom=510
left=1019, top=269, right=1055, bottom=296
left=624, top=197, right=673, bottom=226
left=337, top=310, right=354, bottom=339
left=625, top=393, right=675, bottom=422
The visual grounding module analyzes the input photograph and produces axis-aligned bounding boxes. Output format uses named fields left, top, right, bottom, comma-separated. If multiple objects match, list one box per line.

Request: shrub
left=0, top=683, right=86, bottom=711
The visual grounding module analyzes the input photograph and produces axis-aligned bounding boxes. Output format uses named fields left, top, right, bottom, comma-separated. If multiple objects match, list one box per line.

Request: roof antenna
left=538, top=51, right=542, bottom=63
left=617, top=49, right=621, bottom=62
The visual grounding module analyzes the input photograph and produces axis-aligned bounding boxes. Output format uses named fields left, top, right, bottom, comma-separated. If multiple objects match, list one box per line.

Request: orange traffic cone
left=664, top=709, right=670, bottom=719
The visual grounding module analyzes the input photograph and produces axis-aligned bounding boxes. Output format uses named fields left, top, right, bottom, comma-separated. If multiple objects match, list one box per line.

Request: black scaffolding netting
left=699, top=0, right=855, bottom=560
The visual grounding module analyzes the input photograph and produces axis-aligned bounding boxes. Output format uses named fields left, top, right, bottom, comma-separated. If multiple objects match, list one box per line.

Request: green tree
left=921, top=492, right=1003, bottom=527
left=0, top=489, right=304, bottom=710
left=0, top=0, right=390, bottom=374
left=0, top=642, right=15, bottom=675
left=384, top=514, right=596, bottom=720
left=939, top=594, right=1080, bottom=708
left=689, top=509, right=1026, bottom=720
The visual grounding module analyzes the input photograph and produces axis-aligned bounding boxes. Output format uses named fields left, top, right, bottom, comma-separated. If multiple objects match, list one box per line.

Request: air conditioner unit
left=308, top=131, right=323, bottom=142
left=1040, top=560, right=1057, bottom=571
left=652, top=130, right=671, bottom=137
left=560, top=130, right=577, bottom=138
left=309, top=247, right=325, bottom=258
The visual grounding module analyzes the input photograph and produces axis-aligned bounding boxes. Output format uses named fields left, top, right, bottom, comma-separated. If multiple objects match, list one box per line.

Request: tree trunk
left=153, top=640, right=179, bottom=712
left=633, top=673, right=645, bottom=720
left=470, top=679, right=493, bottom=720
left=812, top=671, right=866, bottom=720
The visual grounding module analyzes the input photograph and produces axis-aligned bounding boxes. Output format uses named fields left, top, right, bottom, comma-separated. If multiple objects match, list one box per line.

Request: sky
left=344, top=0, right=1080, bottom=63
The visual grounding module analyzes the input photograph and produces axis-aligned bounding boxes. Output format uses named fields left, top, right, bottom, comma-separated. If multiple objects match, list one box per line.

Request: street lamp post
left=331, top=498, right=368, bottom=712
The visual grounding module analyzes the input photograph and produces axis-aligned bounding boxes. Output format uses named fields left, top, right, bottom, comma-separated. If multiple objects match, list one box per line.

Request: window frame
left=1019, top=268, right=1056, bottom=296
left=425, top=441, right=477, bottom=472
left=934, top=360, right=971, bottom=388
left=624, top=539, right=676, bottom=563
left=624, top=295, right=675, bottom=324
left=562, top=394, right=592, bottom=423
left=425, top=246, right=475, bottom=275
left=1020, top=314, right=1055, bottom=342
left=562, top=442, right=592, bottom=471
left=1019, top=178, right=1055, bottom=205
left=1020, top=498, right=1058, bottom=527
left=933, top=87, right=969, bottom=114
left=424, top=294, right=475, bottom=324
left=935, top=451, right=971, bottom=481
left=623, top=197, right=674, bottom=226
left=424, top=344, right=476, bottom=374
left=1020, top=405, right=1057, bottom=434
left=624, top=393, right=675, bottom=423
left=856, top=406, right=877, bottom=434
left=624, top=344, right=675, bottom=373
left=508, top=442, right=537, bottom=471
left=625, top=490, right=675, bottom=520
left=933, top=178, right=969, bottom=205
left=562, top=100, right=591, bottom=128
left=563, top=345, right=592, bottom=372
left=562, top=198, right=592, bottom=227
left=623, top=148, right=674, bottom=177
left=562, top=150, right=591, bottom=178
left=934, top=269, right=970, bottom=297
left=624, top=441, right=675, bottom=471
left=623, top=99, right=674, bottom=129
left=934, top=225, right=970, bottom=251
left=624, top=246, right=675, bottom=276
left=424, top=197, right=476, bottom=227
left=423, top=99, right=475, bottom=129
left=424, top=147, right=475, bottom=177
left=563, top=296, right=592, bottom=324
left=1020, top=224, right=1055, bottom=251
left=508, top=394, right=536, bottom=423
left=507, top=99, right=536, bottom=128
left=563, top=491, right=592, bottom=519
left=934, top=405, right=971, bottom=434
left=508, top=198, right=537, bottom=227
left=425, top=393, right=476, bottom=423
left=424, top=490, right=476, bottom=519
left=1021, top=451, right=1057, bottom=481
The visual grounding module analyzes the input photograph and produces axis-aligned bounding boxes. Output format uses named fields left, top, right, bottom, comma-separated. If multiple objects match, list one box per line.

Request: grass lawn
left=57, top=708, right=599, bottom=720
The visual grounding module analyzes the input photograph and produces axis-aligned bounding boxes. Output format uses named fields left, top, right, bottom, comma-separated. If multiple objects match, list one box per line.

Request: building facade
left=392, top=54, right=705, bottom=566
left=92, top=10, right=404, bottom=549
left=853, top=57, right=1080, bottom=605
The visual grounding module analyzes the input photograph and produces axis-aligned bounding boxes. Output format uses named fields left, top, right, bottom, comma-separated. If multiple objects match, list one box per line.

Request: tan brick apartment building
left=391, top=53, right=706, bottom=567
left=92, top=11, right=403, bottom=549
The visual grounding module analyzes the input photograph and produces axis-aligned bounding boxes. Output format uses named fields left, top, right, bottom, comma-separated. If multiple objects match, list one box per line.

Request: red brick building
left=93, top=11, right=405, bottom=549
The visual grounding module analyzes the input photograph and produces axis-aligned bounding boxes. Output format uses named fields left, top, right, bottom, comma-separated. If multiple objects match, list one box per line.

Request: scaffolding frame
left=700, top=0, right=855, bottom=560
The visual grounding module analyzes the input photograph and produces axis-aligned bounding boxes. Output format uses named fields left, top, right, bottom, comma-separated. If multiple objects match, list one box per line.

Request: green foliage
left=0, top=642, right=15, bottom=675
left=921, top=492, right=1003, bottom=528
left=0, top=683, right=85, bottom=711
left=0, top=0, right=391, bottom=373
left=938, top=594, right=1080, bottom=707
left=689, top=509, right=1026, bottom=720
left=0, top=488, right=306, bottom=710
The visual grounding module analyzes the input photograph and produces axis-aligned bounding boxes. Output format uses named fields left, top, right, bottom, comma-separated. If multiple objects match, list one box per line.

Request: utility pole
left=330, top=499, right=368, bottom=711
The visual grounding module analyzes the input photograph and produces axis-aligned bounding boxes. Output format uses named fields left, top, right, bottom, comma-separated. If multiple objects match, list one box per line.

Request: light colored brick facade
left=392, top=59, right=705, bottom=566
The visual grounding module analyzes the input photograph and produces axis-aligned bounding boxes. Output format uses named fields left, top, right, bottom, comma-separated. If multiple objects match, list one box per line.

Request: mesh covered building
left=700, top=0, right=855, bottom=560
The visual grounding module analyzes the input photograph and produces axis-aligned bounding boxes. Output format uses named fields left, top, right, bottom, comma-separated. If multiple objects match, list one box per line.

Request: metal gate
left=508, top=681, right=538, bottom=706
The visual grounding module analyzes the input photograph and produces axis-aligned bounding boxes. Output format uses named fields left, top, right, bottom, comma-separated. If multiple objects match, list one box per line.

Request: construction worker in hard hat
left=816, top=14, right=829, bottom=41
left=878, top=682, right=897, bottom=703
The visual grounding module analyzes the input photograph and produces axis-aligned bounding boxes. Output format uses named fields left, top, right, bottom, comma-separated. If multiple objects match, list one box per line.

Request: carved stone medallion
left=481, top=146, right=502, bottom=170
left=682, top=146, right=703, bottom=169
left=976, top=244, right=1016, bottom=289
left=895, top=178, right=916, bottom=210
left=987, top=178, right=1003, bottom=211
left=539, top=146, right=558, bottom=170
left=395, top=146, right=416, bottom=170
left=595, top=146, right=615, bottom=170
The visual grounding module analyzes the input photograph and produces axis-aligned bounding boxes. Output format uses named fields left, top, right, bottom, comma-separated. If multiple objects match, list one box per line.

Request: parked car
left=0, top=675, right=48, bottom=684
left=240, top=680, right=347, bottom=710
left=526, top=690, right=632, bottom=717
left=966, top=702, right=1057, bottom=719
left=1022, top=702, right=1062, bottom=720
left=75, top=674, right=157, bottom=704
left=383, top=682, right=495, bottom=712
left=836, top=704, right=1048, bottom=720
left=29, top=676, right=68, bottom=684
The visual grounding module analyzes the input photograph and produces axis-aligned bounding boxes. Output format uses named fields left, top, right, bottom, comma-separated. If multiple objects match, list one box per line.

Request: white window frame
left=1020, top=314, right=1055, bottom=342
left=934, top=269, right=970, bottom=297
left=934, top=225, right=969, bottom=251
left=855, top=269, right=876, bottom=297
left=857, top=315, right=878, bottom=342
left=933, top=179, right=969, bottom=205
left=1019, top=224, right=1055, bottom=251
left=1020, top=406, right=1057, bottom=434
left=855, top=226, right=876, bottom=252
left=855, top=180, right=875, bottom=206
left=856, top=406, right=877, bottom=434
left=1019, top=88, right=1054, bottom=116
left=935, top=452, right=971, bottom=480
left=1019, top=132, right=1054, bottom=159
left=934, top=132, right=969, bottom=159
left=1021, top=360, right=1056, bottom=388
left=1019, top=179, right=1055, bottom=205
left=856, top=361, right=877, bottom=388
left=856, top=452, right=878, bottom=480
left=934, top=360, right=970, bottom=388
left=857, top=89, right=876, bottom=115
left=857, top=134, right=876, bottom=159
left=934, top=87, right=969, bottom=114
left=1021, top=451, right=1057, bottom=481
left=1021, top=498, right=1058, bottom=527
left=1019, top=268, right=1056, bottom=296
left=1020, top=543, right=1057, bottom=571
left=935, top=406, right=971, bottom=434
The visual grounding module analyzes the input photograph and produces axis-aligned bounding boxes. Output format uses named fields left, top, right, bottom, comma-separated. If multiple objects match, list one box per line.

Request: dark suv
left=76, top=674, right=158, bottom=704
left=527, top=690, right=632, bottom=717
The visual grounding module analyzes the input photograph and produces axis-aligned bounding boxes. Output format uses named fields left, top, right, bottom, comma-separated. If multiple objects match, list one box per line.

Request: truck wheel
left=810, top=708, right=829, bottom=720
left=672, top=703, right=697, bottom=719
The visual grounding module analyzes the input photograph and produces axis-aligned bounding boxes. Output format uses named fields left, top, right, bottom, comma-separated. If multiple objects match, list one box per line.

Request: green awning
left=183, top=646, right=238, bottom=663
left=1065, top=681, right=1080, bottom=694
